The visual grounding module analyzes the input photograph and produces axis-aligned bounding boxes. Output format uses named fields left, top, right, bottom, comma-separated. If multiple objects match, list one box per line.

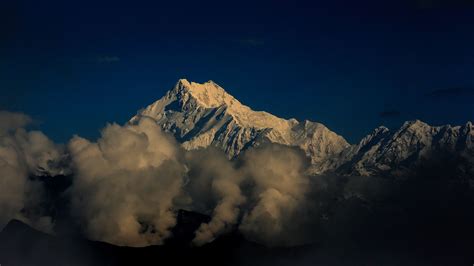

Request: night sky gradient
left=1, top=0, right=473, bottom=143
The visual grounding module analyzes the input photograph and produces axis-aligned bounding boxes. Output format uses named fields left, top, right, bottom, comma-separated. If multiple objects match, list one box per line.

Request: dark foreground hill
left=1, top=209, right=474, bottom=266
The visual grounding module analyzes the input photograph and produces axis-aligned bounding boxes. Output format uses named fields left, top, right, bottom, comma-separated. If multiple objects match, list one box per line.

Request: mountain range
left=130, top=79, right=474, bottom=177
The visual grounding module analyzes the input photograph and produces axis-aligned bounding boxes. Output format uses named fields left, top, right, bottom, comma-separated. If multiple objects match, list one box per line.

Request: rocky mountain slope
left=131, top=79, right=474, bottom=176
left=335, top=120, right=474, bottom=177
left=130, top=79, right=350, bottom=173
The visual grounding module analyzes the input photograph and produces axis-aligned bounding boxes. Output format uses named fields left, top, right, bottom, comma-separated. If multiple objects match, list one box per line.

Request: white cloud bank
left=4, top=111, right=464, bottom=249
left=0, top=111, right=66, bottom=232
left=68, top=118, right=186, bottom=247
left=66, top=116, right=318, bottom=247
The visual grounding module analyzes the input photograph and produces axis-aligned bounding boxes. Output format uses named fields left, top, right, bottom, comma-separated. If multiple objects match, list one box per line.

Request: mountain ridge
left=335, top=119, right=474, bottom=177
left=130, top=79, right=350, bottom=173
left=130, top=79, right=474, bottom=176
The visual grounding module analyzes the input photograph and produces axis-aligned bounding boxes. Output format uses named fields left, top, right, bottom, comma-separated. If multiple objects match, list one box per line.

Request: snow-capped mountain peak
left=337, top=120, right=474, bottom=176
left=130, top=79, right=473, bottom=177
left=130, top=79, right=349, bottom=172
left=173, top=79, right=240, bottom=109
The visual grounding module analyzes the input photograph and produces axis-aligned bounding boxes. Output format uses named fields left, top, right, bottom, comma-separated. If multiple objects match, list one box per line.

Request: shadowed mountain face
left=1, top=207, right=474, bottom=266
left=335, top=120, right=474, bottom=177
left=1, top=80, right=474, bottom=265
left=0, top=214, right=313, bottom=266
left=130, top=79, right=474, bottom=177
left=1, top=169, right=472, bottom=266
left=130, top=79, right=350, bottom=174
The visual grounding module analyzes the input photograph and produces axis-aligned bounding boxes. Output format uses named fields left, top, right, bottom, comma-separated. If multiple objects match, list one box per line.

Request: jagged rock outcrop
left=336, top=120, right=474, bottom=177
left=131, top=79, right=474, bottom=177
left=130, top=79, right=349, bottom=173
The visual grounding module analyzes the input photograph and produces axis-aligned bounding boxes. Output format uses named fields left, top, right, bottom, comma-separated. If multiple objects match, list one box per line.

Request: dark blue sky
left=1, top=0, right=473, bottom=143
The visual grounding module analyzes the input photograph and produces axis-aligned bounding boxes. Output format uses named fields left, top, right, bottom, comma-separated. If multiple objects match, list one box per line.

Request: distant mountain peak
left=401, top=119, right=429, bottom=129
left=130, top=79, right=473, bottom=177
left=337, top=118, right=474, bottom=176
left=130, top=79, right=349, bottom=172
left=373, top=125, right=390, bottom=133
left=173, top=79, right=240, bottom=109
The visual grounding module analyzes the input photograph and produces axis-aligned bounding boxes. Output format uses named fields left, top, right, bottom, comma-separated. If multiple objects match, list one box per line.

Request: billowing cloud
left=185, top=148, right=245, bottom=246
left=186, top=144, right=316, bottom=246
left=0, top=111, right=66, bottom=232
left=2, top=110, right=473, bottom=252
left=239, top=145, right=313, bottom=246
left=0, top=111, right=32, bottom=131
left=66, top=118, right=320, bottom=247
left=68, top=117, right=186, bottom=247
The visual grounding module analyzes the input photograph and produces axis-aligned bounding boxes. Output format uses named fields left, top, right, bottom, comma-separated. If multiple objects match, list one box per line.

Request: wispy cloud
left=96, top=56, right=121, bottom=63
left=239, top=39, right=265, bottom=47
left=424, top=87, right=474, bottom=99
